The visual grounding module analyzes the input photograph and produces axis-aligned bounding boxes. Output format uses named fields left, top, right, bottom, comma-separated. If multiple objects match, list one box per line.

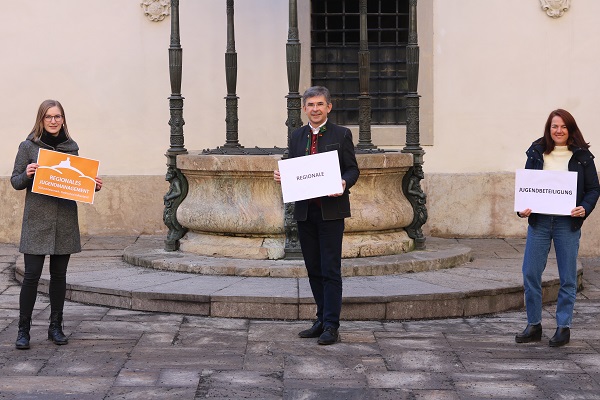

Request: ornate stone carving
left=540, top=0, right=571, bottom=18
left=402, top=164, right=428, bottom=250
left=163, top=165, right=188, bottom=251
left=141, top=0, right=171, bottom=22
left=283, top=202, right=302, bottom=259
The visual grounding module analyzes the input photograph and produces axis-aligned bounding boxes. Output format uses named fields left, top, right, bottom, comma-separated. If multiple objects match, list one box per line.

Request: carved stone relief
left=141, top=0, right=171, bottom=22
left=540, top=0, right=571, bottom=18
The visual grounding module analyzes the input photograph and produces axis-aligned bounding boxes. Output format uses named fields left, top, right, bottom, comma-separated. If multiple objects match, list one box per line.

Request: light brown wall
left=2, top=176, right=168, bottom=244
left=423, top=172, right=600, bottom=257
left=4, top=171, right=599, bottom=257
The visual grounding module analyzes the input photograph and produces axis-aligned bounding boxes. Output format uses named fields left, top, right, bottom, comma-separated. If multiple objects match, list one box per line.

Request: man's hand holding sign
left=276, top=150, right=344, bottom=203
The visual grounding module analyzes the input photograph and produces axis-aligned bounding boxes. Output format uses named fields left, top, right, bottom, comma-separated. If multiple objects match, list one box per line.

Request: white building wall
left=1, top=1, right=599, bottom=253
left=0, top=0, right=290, bottom=177
left=426, top=0, right=600, bottom=173
left=421, top=1, right=600, bottom=256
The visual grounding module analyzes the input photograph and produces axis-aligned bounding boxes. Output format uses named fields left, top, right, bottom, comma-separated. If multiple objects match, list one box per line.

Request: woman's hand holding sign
left=517, top=208, right=532, bottom=218
left=571, top=206, right=586, bottom=218
left=26, top=163, right=39, bottom=178
left=519, top=206, right=586, bottom=218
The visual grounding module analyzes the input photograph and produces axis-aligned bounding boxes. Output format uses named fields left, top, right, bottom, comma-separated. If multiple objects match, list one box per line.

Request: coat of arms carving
left=539, top=0, right=571, bottom=18
left=141, top=0, right=171, bottom=22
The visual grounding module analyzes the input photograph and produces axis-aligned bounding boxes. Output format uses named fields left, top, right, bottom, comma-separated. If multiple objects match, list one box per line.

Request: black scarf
left=41, top=129, right=68, bottom=148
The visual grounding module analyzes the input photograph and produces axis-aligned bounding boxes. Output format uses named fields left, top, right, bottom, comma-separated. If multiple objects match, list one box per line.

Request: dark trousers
left=20, top=254, right=70, bottom=317
left=297, top=203, right=345, bottom=329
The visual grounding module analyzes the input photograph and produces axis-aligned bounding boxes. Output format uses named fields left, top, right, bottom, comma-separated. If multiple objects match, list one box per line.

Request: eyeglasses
left=44, top=115, right=63, bottom=122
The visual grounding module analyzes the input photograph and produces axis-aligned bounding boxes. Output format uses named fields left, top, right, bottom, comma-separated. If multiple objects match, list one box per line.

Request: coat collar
left=528, top=137, right=594, bottom=163
left=27, top=131, right=79, bottom=152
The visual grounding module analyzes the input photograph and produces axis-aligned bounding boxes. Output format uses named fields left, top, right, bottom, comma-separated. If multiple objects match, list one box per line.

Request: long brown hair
left=30, top=99, right=71, bottom=141
left=540, top=109, right=589, bottom=154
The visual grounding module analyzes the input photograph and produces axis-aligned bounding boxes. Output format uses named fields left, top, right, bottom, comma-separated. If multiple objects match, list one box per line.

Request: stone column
left=224, top=0, right=242, bottom=148
left=401, top=0, right=427, bottom=250
left=164, top=0, right=189, bottom=251
left=283, top=0, right=303, bottom=259
left=357, top=0, right=375, bottom=149
left=167, top=0, right=186, bottom=156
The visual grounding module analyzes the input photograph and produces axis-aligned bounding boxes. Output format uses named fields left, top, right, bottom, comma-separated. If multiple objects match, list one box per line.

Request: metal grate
left=311, top=0, right=409, bottom=126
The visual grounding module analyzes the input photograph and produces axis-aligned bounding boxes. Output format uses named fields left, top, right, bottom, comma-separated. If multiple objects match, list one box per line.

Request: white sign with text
left=278, top=150, right=343, bottom=203
left=514, top=169, right=577, bottom=216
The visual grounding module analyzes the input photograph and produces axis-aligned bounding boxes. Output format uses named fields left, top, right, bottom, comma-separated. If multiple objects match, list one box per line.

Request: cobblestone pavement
left=1, top=240, right=600, bottom=399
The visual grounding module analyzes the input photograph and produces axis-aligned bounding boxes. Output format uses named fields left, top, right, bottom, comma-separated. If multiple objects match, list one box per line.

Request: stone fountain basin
left=176, top=151, right=415, bottom=260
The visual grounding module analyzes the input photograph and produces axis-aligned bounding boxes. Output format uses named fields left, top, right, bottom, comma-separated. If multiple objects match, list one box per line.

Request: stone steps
left=13, top=236, right=577, bottom=321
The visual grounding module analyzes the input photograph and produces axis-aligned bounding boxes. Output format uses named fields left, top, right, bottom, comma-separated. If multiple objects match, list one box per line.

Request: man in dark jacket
left=275, top=86, right=359, bottom=345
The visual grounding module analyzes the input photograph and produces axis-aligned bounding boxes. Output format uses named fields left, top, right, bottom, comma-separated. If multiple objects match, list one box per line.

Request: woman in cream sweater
left=516, top=109, right=600, bottom=347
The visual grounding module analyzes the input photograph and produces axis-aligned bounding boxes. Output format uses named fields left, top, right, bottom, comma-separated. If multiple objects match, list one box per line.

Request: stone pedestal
left=176, top=152, right=414, bottom=259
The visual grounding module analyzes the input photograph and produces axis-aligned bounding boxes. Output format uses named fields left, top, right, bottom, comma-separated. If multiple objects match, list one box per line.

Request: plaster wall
left=2, top=1, right=599, bottom=174
left=1, top=1, right=600, bottom=255
left=419, top=0, right=600, bottom=256
left=425, top=0, right=600, bottom=173
left=0, top=0, right=291, bottom=177
left=0, top=1, right=430, bottom=177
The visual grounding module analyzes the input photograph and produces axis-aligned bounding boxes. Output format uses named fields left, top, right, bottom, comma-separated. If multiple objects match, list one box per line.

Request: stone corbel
left=141, top=0, right=171, bottom=22
left=540, top=0, right=571, bottom=18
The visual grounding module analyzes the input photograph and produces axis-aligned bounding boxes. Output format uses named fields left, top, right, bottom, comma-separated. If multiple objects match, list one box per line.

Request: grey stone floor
left=1, top=239, right=600, bottom=399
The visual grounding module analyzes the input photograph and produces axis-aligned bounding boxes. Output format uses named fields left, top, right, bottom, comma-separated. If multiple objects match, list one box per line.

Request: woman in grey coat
left=11, top=100, right=103, bottom=350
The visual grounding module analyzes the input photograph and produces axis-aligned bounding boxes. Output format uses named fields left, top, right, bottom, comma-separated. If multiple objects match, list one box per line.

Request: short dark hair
left=539, top=109, right=589, bottom=154
left=302, top=86, right=331, bottom=106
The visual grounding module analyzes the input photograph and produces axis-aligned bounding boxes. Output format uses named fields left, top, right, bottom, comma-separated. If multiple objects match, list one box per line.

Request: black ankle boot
left=15, top=315, right=31, bottom=350
left=48, top=312, right=68, bottom=345
left=549, top=327, right=570, bottom=347
left=515, top=323, right=542, bottom=343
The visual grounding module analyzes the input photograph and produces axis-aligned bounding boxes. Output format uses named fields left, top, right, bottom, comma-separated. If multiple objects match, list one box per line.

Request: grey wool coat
left=11, top=132, right=81, bottom=255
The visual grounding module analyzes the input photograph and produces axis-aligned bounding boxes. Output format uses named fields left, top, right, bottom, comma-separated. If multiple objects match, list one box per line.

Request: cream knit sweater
left=543, top=145, right=572, bottom=171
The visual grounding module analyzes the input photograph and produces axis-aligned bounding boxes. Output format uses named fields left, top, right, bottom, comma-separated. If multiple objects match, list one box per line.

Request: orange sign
left=32, top=148, right=100, bottom=204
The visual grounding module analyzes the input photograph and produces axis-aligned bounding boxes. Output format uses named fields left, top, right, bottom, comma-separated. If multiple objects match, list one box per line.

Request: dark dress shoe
left=317, top=326, right=339, bottom=345
left=298, top=320, right=324, bottom=338
left=549, top=327, right=570, bottom=347
left=515, top=323, right=542, bottom=343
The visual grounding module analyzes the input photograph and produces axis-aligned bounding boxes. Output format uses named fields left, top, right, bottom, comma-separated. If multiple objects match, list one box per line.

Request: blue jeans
left=522, top=215, right=580, bottom=328
left=297, top=203, right=345, bottom=329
